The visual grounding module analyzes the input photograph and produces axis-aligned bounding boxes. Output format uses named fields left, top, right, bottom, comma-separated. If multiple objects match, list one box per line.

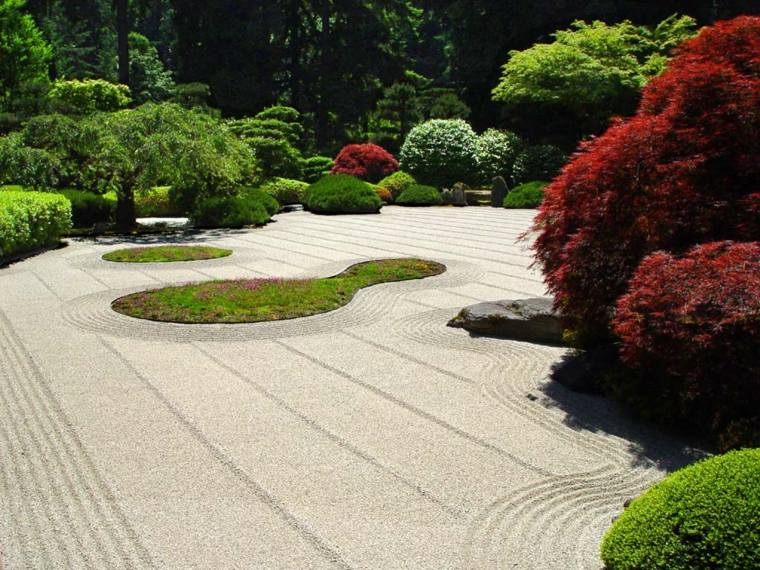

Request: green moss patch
left=103, top=245, right=232, bottom=263
left=112, top=258, right=445, bottom=323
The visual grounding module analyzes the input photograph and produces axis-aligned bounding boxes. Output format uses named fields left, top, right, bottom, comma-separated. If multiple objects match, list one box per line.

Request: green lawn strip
left=102, top=245, right=232, bottom=263
left=112, top=258, right=445, bottom=323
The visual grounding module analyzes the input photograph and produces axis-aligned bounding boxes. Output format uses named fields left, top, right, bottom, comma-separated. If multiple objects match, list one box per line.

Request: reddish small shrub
left=533, top=16, right=760, bottom=344
left=331, top=143, right=399, bottom=183
left=374, top=186, right=392, bottom=203
left=613, top=241, right=760, bottom=448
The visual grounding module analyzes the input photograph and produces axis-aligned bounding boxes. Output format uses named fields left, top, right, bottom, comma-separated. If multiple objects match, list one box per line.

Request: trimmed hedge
left=259, top=178, right=309, bottom=205
left=601, top=449, right=760, bottom=570
left=378, top=171, right=415, bottom=199
left=0, top=191, right=72, bottom=260
left=304, top=174, right=382, bottom=214
left=59, top=189, right=116, bottom=227
left=503, top=181, right=548, bottom=209
left=396, top=184, right=442, bottom=206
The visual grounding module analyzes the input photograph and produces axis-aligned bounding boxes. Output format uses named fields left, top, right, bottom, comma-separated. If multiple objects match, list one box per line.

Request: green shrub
left=399, top=119, right=479, bottom=187
left=503, top=181, right=548, bottom=208
left=396, top=184, right=443, bottom=206
left=259, top=178, right=309, bottom=205
left=378, top=171, right=416, bottom=199
left=601, top=449, right=760, bottom=570
left=190, top=191, right=274, bottom=229
left=246, top=136, right=304, bottom=180
left=511, top=144, right=566, bottom=186
left=135, top=186, right=184, bottom=217
left=241, top=187, right=280, bottom=216
left=255, top=105, right=301, bottom=126
left=0, top=191, right=71, bottom=260
left=59, top=189, right=116, bottom=227
left=48, top=79, right=131, bottom=115
left=304, top=174, right=382, bottom=215
left=476, top=129, right=523, bottom=184
left=19, top=114, right=101, bottom=189
left=0, top=133, right=59, bottom=189
left=303, top=156, right=334, bottom=183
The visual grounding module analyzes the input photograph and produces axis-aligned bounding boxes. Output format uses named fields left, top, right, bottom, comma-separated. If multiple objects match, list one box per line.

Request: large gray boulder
left=447, top=298, right=563, bottom=345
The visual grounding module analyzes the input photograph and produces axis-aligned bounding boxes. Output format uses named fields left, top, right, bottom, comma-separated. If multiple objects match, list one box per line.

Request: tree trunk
left=115, top=189, right=136, bottom=231
left=316, top=0, right=330, bottom=150
left=116, top=0, right=130, bottom=87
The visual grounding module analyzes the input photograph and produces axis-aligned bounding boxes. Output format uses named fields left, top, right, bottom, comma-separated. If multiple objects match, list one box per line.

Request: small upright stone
left=441, top=188, right=454, bottom=205
left=491, top=176, right=509, bottom=207
left=451, top=182, right=468, bottom=207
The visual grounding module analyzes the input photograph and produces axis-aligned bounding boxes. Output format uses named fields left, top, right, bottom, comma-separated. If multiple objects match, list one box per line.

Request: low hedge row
left=0, top=191, right=72, bottom=261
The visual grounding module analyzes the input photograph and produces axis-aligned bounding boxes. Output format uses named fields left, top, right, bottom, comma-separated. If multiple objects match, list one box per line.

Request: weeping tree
left=91, top=102, right=255, bottom=229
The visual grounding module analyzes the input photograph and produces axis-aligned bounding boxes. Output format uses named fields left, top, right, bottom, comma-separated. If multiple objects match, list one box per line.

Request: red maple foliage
left=533, top=16, right=760, bottom=344
left=613, top=241, right=760, bottom=448
left=331, top=143, right=399, bottom=183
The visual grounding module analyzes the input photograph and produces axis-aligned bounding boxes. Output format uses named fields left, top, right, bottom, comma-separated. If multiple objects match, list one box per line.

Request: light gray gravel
left=0, top=207, right=701, bottom=569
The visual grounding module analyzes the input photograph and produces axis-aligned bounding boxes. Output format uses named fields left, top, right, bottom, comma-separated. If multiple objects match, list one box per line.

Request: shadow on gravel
left=77, top=227, right=252, bottom=247
left=539, top=374, right=708, bottom=473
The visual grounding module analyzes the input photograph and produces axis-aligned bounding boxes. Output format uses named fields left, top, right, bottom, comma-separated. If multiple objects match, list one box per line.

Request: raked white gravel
left=0, top=206, right=701, bottom=569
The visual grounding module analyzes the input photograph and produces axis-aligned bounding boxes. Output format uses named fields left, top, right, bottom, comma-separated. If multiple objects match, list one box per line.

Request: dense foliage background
left=4, top=0, right=757, bottom=154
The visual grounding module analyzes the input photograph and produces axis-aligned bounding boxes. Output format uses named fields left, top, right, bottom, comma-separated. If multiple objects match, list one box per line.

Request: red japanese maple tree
left=533, top=16, right=760, bottom=344
left=331, top=143, right=399, bottom=183
left=613, top=241, right=760, bottom=448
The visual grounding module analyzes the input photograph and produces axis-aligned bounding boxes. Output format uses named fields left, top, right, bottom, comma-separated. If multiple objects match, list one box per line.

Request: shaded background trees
left=6, top=0, right=760, bottom=152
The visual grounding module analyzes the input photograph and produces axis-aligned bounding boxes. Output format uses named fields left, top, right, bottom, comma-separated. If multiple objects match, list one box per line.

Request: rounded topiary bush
left=331, top=143, right=398, bottom=183
left=378, top=171, right=416, bottom=199
left=396, top=184, right=442, bottom=206
left=601, top=449, right=760, bottom=570
left=399, top=119, right=478, bottom=188
left=303, top=174, right=383, bottom=214
left=259, top=178, right=309, bottom=205
left=511, top=144, right=566, bottom=186
left=534, top=16, right=760, bottom=345
left=613, top=241, right=760, bottom=448
left=476, top=129, right=523, bottom=185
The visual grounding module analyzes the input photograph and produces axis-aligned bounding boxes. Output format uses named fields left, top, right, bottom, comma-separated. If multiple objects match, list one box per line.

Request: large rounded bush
left=331, top=143, right=398, bottom=183
left=304, top=174, right=382, bottom=215
left=601, top=449, right=760, bottom=570
left=475, top=129, right=523, bottom=184
left=503, top=181, right=547, bottom=209
left=533, top=17, right=760, bottom=345
left=396, top=184, right=442, bottom=206
left=613, top=241, right=760, bottom=447
left=259, top=178, right=309, bottom=205
left=378, top=171, right=416, bottom=199
left=399, top=119, right=478, bottom=188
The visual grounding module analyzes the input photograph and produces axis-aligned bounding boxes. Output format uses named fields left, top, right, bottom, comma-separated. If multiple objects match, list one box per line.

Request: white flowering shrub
left=399, top=119, right=479, bottom=187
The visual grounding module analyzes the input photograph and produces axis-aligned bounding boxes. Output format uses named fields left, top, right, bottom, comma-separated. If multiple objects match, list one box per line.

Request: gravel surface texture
left=0, top=207, right=700, bottom=569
